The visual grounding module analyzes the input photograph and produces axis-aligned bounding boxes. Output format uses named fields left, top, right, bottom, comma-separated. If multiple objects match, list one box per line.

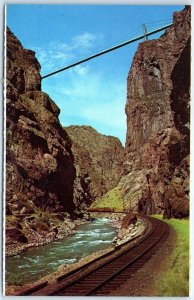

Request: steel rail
left=50, top=217, right=155, bottom=296
left=55, top=217, right=169, bottom=296
left=86, top=220, right=167, bottom=296
left=16, top=215, right=149, bottom=296
left=21, top=216, right=169, bottom=296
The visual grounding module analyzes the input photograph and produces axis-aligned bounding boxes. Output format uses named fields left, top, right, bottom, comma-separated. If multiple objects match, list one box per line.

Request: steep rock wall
left=120, top=6, right=190, bottom=218
left=6, top=27, right=76, bottom=215
left=6, top=27, right=82, bottom=250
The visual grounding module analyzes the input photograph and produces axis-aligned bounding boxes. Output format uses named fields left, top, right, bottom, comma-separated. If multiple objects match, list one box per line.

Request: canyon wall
left=6, top=27, right=77, bottom=216
left=6, top=27, right=124, bottom=251
left=6, top=27, right=81, bottom=250
left=120, top=6, right=190, bottom=218
left=65, top=125, right=124, bottom=204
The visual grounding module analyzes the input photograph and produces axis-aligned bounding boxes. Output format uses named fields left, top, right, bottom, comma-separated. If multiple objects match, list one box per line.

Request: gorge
left=5, top=4, right=190, bottom=279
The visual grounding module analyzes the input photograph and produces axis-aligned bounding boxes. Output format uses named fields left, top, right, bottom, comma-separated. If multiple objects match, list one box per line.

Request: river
left=6, top=218, right=117, bottom=285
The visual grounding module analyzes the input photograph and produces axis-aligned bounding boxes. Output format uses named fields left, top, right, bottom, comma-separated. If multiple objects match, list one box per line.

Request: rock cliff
left=6, top=27, right=77, bottom=215
left=65, top=125, right=124, bottom=204
left=5, top=28, right=124, bottom=253
left=120, top=6, right=190, bottom=218
left=6, top=27, right=81, bottom=251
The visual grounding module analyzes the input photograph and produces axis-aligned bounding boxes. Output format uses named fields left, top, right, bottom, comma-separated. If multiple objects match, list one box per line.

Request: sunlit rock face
left=120, top=6, right=190, bottom=218
left=65, top=125, right=124, bottom=206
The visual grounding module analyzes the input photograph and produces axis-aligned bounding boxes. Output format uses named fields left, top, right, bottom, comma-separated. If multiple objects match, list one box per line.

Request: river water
left=6, top=218, right=117, bottom=285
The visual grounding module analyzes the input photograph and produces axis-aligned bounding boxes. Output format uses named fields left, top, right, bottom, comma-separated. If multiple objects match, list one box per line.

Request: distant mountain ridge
left=65, top=125, right=124, bottom=202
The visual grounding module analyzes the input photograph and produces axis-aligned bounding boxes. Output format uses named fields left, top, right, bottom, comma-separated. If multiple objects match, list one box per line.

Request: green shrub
left=91, top=187, right=124, bottom=211
left=6, top=274, right=23, bottom=286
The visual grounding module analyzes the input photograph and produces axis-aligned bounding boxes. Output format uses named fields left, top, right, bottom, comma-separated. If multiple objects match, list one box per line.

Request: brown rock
left=6, top=227, right=28, bottom=244
left=6, top=27, right=124, bottom=249
left=65, top=125, right=124, bottom=204
left=122, top=213, right=137, bottom=229
left=120, top=6, right=190, bottom=218
left=6, top=27, right=83, bottom=248
left=6, top=27, right=76, bottom=215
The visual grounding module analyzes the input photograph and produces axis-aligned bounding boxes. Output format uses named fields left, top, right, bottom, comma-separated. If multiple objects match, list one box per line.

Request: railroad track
left=18, top=216, right=170, bottom=296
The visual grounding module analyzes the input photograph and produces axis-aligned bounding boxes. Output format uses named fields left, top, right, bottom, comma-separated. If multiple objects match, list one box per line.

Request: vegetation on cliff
left=5, top=5, right=190, bottom=297
left=91, top=187, right=124, bottom=212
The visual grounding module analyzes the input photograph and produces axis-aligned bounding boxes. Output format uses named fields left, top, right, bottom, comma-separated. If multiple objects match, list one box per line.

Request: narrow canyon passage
left=5, top=5, right=190, bottom=297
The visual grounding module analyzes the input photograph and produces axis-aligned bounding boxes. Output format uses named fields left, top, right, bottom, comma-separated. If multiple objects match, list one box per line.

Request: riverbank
left=5, top=215, right=146, bottom=295
left=6, top=212, right=123, bottom=257
left=6, top=215, right=89, bottom=257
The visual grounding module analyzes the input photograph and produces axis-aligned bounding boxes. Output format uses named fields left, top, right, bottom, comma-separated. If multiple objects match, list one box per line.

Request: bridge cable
left=41, top=23, right=172, bottom=80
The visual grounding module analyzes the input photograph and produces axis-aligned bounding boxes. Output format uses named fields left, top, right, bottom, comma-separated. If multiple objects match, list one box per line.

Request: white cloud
left=72, top=32, right=97, bottom=49
left=33, top=44, right=75, bottom=73
left=32, top=31, right=102, bottom=74
left=73, top=65, right=89, bottom=76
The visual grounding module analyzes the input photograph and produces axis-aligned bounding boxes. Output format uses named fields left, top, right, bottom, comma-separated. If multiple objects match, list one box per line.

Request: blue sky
left=7, top=4, right=184, bottom=145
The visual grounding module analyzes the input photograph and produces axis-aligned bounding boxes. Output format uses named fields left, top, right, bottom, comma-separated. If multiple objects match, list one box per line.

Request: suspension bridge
left=41, top=22, right=173, bottom=80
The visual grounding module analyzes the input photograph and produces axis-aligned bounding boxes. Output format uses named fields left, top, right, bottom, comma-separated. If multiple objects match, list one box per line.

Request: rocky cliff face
left=65, top=126, right=124, bottom=204
left=6, top=27, right=77, bottom=215
left=5, top=28, right=124, bottom=252
left=6, top=27, right=81, bottom=250
left=120, top=6, right=190, bottom=218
